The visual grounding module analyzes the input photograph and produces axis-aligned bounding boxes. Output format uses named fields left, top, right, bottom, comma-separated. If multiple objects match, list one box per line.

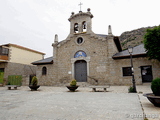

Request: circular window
left=77, top=37, right=83, bottom=44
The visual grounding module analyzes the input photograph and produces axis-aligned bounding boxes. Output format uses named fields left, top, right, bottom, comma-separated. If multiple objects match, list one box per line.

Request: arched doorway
left=74, top=60, right=87, bottom=82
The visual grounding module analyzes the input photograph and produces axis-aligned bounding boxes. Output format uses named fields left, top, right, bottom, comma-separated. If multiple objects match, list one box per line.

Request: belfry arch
left=74, top=23, right=79, bottom=33
left=82, top=21, right=87, bottom=32
left=68, top=8, right=93, bottom=34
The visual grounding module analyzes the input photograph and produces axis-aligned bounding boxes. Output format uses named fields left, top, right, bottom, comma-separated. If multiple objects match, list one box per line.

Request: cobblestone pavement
left=0, top=84, right=159, bottom=120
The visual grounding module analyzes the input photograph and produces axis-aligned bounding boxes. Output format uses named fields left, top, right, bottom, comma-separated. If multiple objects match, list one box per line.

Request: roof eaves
left=32, top=61, right=53, bottom=65
left=96, top=34, right=108, bottom=38
left=3, top=43, right=45, bottom=55
left=112, top=53, right=147, bottom=59
left=31, top=56, right=53, bottom=65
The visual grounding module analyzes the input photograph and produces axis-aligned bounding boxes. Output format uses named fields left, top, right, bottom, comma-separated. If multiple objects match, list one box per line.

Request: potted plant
left=29, top=76, right=40, bottom=91
left=66, top=79, right=79, bottom=91
left=143, top=78, right=160, bottom=107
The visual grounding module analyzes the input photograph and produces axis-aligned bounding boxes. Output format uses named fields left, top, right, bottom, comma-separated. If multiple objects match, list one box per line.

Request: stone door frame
left=71, top=57, right=90, bottom=80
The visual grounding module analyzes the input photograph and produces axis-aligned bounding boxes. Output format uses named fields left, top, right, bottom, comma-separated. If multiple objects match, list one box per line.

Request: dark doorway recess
left=141, top=65, right=153, bottom=82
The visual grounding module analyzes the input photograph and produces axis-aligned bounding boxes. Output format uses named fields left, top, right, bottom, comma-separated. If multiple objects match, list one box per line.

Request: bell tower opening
left=74, top=23, right=79, bottom=33
left=82, top=21, right=87, bottom=32
left=68, top=8, right=93, bottom=34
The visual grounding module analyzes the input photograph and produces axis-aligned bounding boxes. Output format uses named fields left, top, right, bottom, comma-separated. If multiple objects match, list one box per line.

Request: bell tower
left=68, top=8, right=94, bottom=34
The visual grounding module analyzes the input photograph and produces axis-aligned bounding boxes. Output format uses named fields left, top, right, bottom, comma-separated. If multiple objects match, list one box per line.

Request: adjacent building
left=0, top=43, right=45, bottom=85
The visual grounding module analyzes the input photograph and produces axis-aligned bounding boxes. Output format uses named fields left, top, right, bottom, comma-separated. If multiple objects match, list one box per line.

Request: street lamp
left=128, top=45, right=137, bottom=93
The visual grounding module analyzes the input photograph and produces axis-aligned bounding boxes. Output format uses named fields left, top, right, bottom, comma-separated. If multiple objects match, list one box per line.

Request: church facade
left=32, top=9, right=160, bottom=86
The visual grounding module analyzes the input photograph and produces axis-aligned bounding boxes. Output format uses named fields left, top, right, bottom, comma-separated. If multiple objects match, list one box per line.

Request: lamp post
left=128, top=46, right=137, bottom=93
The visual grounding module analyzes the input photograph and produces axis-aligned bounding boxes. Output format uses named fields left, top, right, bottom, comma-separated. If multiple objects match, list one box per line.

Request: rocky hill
left=119, top=26, right=155, bottom=50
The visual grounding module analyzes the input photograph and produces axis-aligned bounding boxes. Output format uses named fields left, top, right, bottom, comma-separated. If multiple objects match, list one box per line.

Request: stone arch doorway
left=74, top=60, right=87, bottom=82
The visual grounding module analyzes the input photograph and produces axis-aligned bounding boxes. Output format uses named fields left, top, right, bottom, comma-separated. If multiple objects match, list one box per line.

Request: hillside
left=119, top=26, right=155, bottom=50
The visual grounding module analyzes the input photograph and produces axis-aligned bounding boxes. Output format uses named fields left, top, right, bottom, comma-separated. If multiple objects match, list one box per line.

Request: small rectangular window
left=2, top=48, right=9, bottom=55
left=122, top=67, right=132, bottom=76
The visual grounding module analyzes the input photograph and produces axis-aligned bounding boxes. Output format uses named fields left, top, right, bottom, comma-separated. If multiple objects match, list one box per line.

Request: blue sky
left=0, top=0, right=159, bottom=58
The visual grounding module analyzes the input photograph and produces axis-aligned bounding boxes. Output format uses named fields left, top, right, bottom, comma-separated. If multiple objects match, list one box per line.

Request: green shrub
left=144, top=118, right=148, bottom=120
left=151, top=78, right=160, bottom=96
left=144, top=26, right=160, bottom=61
left=128, top=86, right=134, bottom=93
left=70, top=79, right=77, bottom=86
left=31, top=76, right=38, bottom=86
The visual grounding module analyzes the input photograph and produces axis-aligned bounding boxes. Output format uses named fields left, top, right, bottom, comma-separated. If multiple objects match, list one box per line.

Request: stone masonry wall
left=1, top=62, right=36, bottom=85
left=53, top=32, right=160, bottom=86
left=110, top=57, right=160, bottom=85
left=35, top=36, right=160, bottom=86
left=55, top=33, right=110, bottom=85
left=36, top=63, right=60, bottom=86
left=36, top=31, right=160, bottom=86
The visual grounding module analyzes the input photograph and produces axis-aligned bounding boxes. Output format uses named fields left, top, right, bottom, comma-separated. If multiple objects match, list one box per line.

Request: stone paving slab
left=136, top=84, right=160, bottom=120
left=0, top=86, right=144, bottom=120
left=138, top=94, right=160, bottom=120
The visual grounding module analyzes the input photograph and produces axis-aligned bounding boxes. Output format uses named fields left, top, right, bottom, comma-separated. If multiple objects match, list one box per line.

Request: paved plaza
left=0, top=84, right=160, bottom=120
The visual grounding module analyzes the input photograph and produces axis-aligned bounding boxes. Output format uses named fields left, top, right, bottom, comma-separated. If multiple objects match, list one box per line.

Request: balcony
left=0, top=55, right=8, bottom=61
left=0, top=46, right=9, bottom=62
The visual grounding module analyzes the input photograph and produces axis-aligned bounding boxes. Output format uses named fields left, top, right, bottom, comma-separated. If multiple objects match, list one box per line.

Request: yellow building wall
left=9, top=46, right=44, bottom=65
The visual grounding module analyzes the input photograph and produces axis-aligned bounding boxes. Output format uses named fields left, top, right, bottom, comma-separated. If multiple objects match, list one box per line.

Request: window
left=2, top=48, right=9, bottom=55
left=0, top=47, right=9, bottom=55
left=42, top=67, right=47, bottom=75
left=122, top=67, right=132, bottom=76
left=0, top=68, right=4, bottom=72
left=77, top=37, right=83, bottom=44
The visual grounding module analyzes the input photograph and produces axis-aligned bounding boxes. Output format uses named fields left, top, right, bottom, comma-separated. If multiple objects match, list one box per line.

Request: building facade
left=0, top=44, right=45, bottom=85
left=32, top=9, right=160, bottom=86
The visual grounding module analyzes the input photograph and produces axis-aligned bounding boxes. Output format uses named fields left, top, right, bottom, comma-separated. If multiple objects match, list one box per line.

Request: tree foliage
left=144, top=25, right=160, bottom=61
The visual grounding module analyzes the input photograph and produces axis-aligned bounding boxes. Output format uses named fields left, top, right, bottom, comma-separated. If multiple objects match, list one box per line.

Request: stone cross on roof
left=79, top=2, right=83, bottom=11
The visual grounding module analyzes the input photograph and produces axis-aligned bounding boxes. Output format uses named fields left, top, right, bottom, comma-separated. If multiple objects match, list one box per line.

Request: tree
left=144, top=25, right=160, bottom=61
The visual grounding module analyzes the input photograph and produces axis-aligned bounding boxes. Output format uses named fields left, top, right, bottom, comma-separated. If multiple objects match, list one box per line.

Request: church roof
left=96, top=34, right=122, bottom=52
left=96, top=34, right=107, bottom=38
left=32, top=56, right=53, bottom=65
left=112, top=44, right=147, bottom=59
left=68, top=10, right=93, bottom=21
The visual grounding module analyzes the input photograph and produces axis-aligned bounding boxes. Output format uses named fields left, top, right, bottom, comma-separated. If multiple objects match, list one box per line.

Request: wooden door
left=75, top=60, right=87, bottom=82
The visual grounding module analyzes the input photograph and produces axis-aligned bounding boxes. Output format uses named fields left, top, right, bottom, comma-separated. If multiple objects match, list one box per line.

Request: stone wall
left=36, top=63, right=60, bottom=86
left=0, top=62, right=36, bottom=85
left=55, top=33, right=111, bottom=85
left=110, top=57, right=160, bottom=85
left=35, top=30, right=160, bottom=86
